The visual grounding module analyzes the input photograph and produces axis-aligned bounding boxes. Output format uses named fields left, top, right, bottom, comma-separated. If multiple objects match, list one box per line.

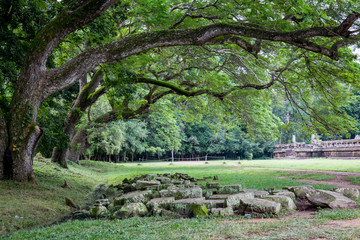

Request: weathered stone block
left=171, top=180, right=184, bottom=185
left=283, top=185, right=315, bottom=198
left=306, top=190, right=357, bottom=209
left=334, top=188, right=359, bottom=201
left=217, top=184, right=242, bottom=194
left=170, top=198, right=225, bottom=215
left=90, top=205, right=108, bottom=218
left=239, top=198, right=281, bottom=215
left=273, top=190, right=296, bottom=201
left=203, top=189, right=217, bottom=198
left=160, top=187, right=202, bottom=199
left=156, top=177, right=171, bottom=184
left=211, top=207, right=234, bottom=216
left=146, top=197, right=175, bottom=211
left=145, top=174, right=158, bottom=180
left=190, top=204, right=208, bottom=217
left=209, top=194, right=231, bottom=200
left=113, top=190, right=152, bottom=206
left=94, top=198, right=111, bottom=207
left=72, top=210, right=91, bottom=219
left=243, top=189, right=269, bottom=198
left=114, top=202, right=148, bottom=219
left=226, top=192, right=254, bottom=208
left=263, top=195, right=296, bottom=210
left=135, top=180, right=161, bottom=190
left=206, top=182, right=221, bottom=188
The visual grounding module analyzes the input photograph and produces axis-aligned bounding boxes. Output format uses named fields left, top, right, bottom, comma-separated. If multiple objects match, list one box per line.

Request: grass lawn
left=241, top=158, right=360, bottom=172
left=7, top=216, right=360, bottom=240
left=0, top=159, right=357, bottom=239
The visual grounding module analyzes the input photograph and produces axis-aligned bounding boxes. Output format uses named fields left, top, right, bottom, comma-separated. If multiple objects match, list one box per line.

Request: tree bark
left=51, top=71, right=105, bottom=167
left=0, top=109, right=8, bottom=179
left=66, top=127, right=88, bottom=164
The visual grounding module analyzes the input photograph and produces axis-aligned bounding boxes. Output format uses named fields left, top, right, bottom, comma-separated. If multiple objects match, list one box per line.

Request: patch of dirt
left=247, top=167, right=360, bottom=189
left=322, top=217, right=360, bottom=228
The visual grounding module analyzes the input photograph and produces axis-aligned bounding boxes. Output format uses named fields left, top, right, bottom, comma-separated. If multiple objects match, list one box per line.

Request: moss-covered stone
left=283, top=185, right=315, bottom=198
left=135, top=180, right=160, bottom=190
left=160, top=187, right=202, bottom=199
left=239, top=198, right=281, bottom=216
left=334, top=188, right=359, bottom=201
left=209, top=194, right=231, bottom=200
left=225, top=192, right=254, bottom=209
left=273, top=190, right=296, bottom=201
left=114, top=202, right=148, bottom=219
left=146, top=197, right=175, bottom=211
left=90, top=205, right=108, bottom=218
left=211, top=207, right=234, bottom=216
left=203, top=189, right=216, bottom=198
left=263, top=195, right=296, bottom=210
left=190, top=204, right=208, bottom=217
left=72, top=210, right=91, bottom=219
left=206, top=182, right=220, bottom=188
left=156, top=177, right=171, bottom=184
left=217, top=184, right=242, bottom=194
left=243, top=189, right=269, bottom=198
left=94, top=198, right=111, bottom=207
left=145, top=174, right=158, bottom=180
left=306, top=190, right=357, bottom=209
left=113, top=190, right=152, bottom=206
left=170, top=198, right=225, bottom=216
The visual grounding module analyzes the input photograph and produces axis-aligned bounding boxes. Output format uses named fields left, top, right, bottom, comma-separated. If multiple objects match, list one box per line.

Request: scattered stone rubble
left=71, top=173, right=359, bottom=220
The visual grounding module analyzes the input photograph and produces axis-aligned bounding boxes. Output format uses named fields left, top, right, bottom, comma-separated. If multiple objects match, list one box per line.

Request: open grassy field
left=241, top=158, right=360, bottom=172
left=1, top=158, right=360, bottom=239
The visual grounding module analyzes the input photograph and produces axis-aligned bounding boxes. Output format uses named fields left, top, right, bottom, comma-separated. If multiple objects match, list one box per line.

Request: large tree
left=1, top=0, right=360, bottom=181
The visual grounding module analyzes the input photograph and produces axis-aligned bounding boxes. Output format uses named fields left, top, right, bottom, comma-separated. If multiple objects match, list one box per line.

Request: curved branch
left=29, top=0, right=118, bottom=68
left=44, top=15, right=360, bottom=98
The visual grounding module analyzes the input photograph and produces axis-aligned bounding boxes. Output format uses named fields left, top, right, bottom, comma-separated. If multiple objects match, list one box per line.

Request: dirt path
left=246, top=167, right=360, bottom=189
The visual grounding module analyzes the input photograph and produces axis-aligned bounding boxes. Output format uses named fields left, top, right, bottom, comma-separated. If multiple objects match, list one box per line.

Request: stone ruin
left=274, top=135, right=360, bottom=159
left=70, top=173, right=359, bottom=220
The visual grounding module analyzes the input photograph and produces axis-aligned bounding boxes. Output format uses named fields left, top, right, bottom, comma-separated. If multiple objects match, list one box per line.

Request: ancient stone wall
left=274, top=138, right=360, bottom=159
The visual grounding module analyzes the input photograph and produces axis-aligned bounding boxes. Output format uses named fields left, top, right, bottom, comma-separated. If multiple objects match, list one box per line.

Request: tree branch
left=44, top=15, right=360, bottom=99
left=29, top=0, right=118, bottom=68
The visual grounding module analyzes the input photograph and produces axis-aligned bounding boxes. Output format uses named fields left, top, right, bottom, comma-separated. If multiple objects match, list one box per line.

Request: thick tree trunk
left=52, top=71, right=104, bottom=167
left=8, top=71, right=44, bottom=182
left=11, top=126, right=43, bottom=181
left=51, top=147, right=68, bottom=167
left=66, top=127, right=88, bottom=164
left=0, top=109, right=8, bottom=179
left=51, top=117, right=79, bottom=168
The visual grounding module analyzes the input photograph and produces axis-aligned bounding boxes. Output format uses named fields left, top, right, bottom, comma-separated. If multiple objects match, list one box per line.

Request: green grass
left=6, top=216, right=360, bottom=240
left=315, top=209, right=360, bottom=220
left=290, top=173, right=336, bottom=181
left=0, top=160, right=343, bottom=238
left=344, top=176, right=360, bottom=185
left=241, top=159, right=360, bottom=172
left=0, top=159, right=115, bottom=236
